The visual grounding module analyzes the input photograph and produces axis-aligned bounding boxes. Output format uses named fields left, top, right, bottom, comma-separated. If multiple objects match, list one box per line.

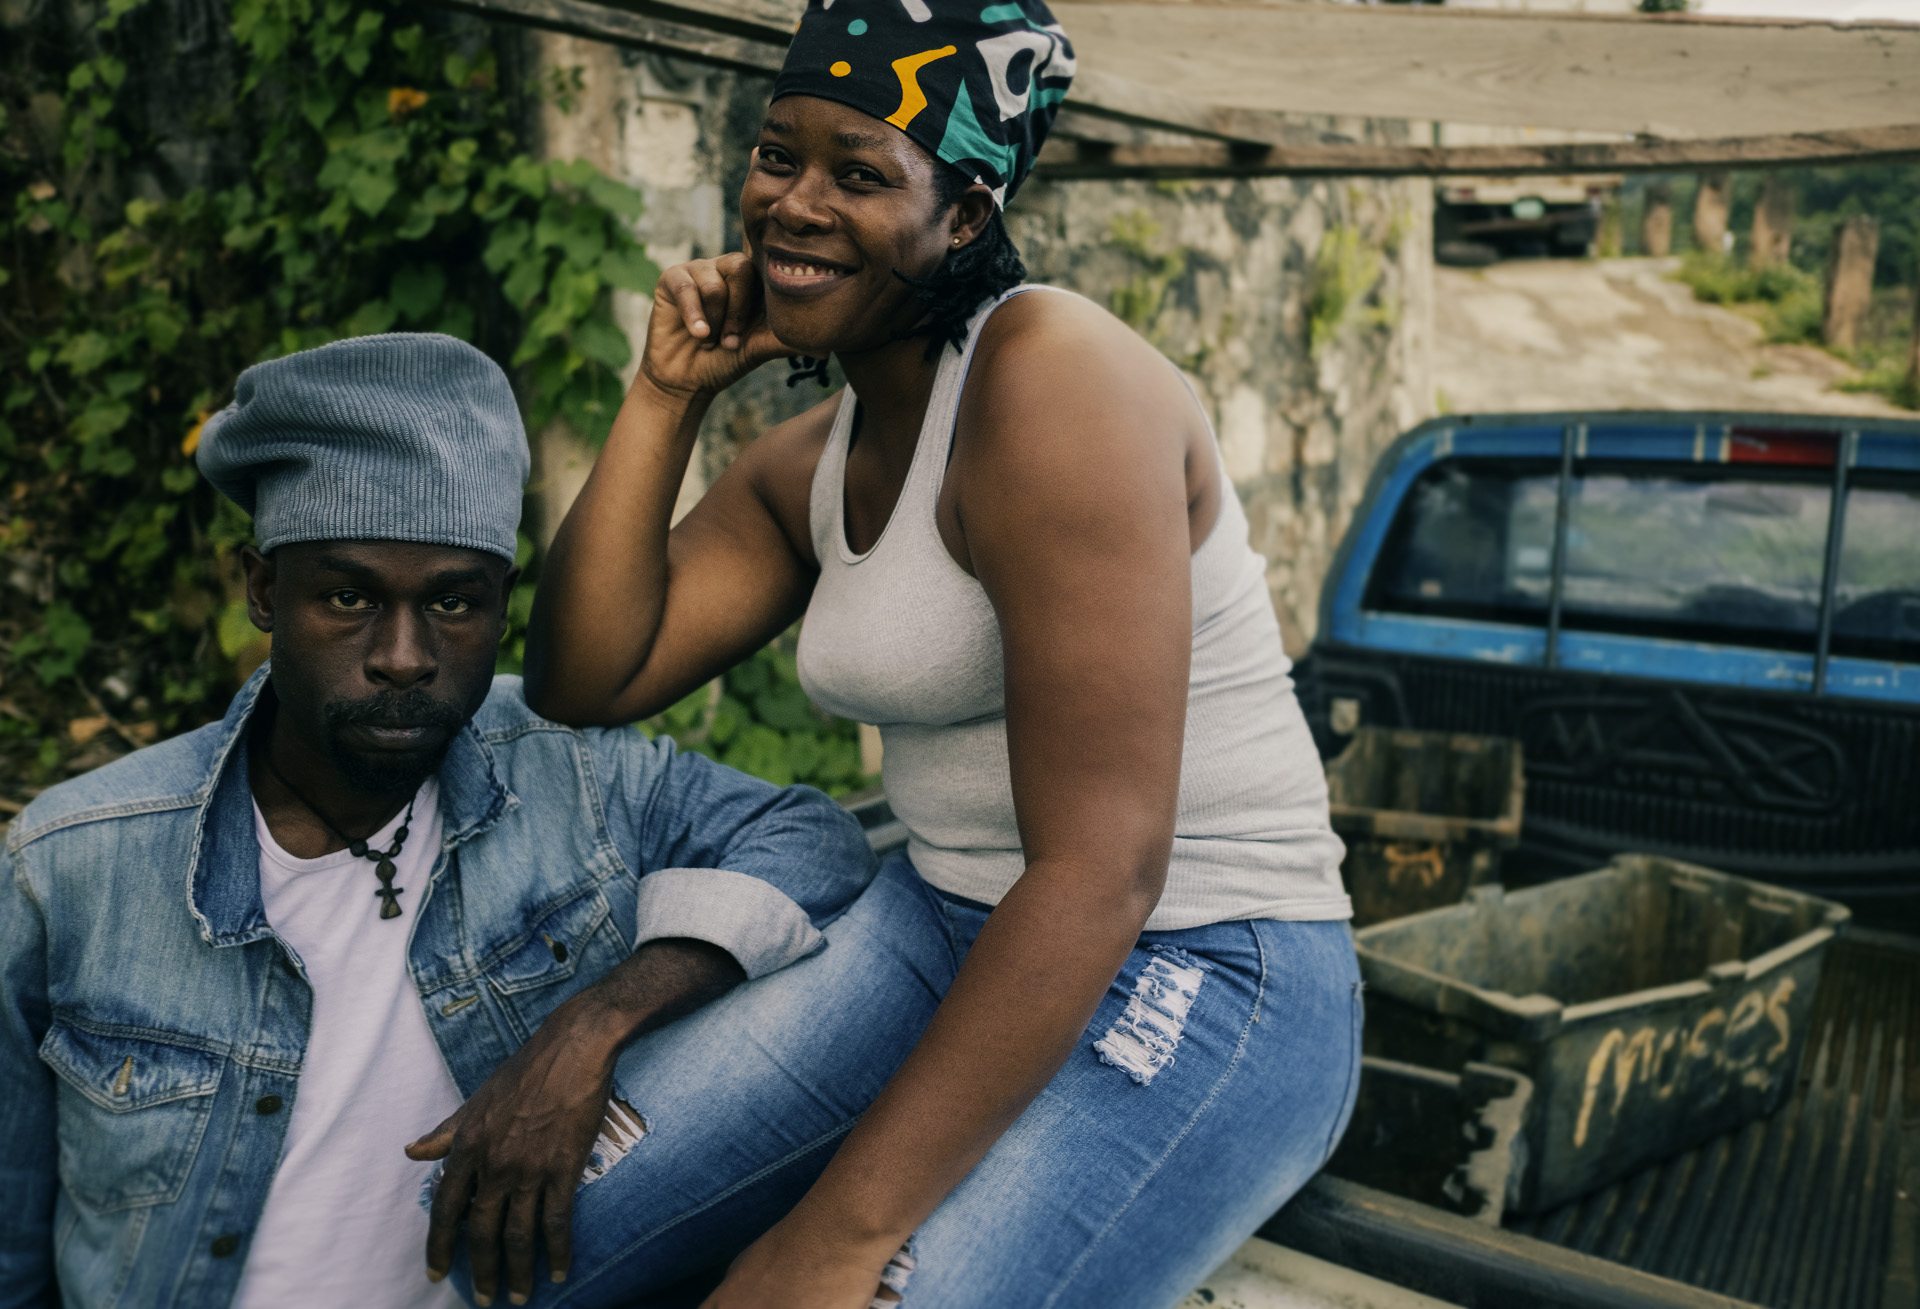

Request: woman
left=520, top=2, right=1359, bottom=1305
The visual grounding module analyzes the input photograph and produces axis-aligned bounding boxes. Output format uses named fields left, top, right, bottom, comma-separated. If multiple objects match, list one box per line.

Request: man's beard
left=322, top=689, right=468, bottom=796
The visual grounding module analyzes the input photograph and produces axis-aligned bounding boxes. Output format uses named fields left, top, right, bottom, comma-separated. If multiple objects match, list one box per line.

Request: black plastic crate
left=1326, top=728, right=1525, bottom=927
left=1355, top=855, right=1849, bottom=1214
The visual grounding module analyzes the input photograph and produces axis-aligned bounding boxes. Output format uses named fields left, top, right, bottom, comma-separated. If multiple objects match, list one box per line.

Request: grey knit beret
left=197, top=333, right=529, bottom=563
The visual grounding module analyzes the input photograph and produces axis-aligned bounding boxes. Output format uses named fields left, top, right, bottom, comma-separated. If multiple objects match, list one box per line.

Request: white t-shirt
left=234, top=780, right=466, bottom=1309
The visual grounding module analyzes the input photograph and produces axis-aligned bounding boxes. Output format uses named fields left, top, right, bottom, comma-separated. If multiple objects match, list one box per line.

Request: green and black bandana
left=770, top=0, right=1075, bottom=208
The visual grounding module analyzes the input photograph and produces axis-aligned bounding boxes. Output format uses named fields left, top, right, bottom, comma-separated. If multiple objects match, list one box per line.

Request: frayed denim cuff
left=632, top=868, right=827, bottom=980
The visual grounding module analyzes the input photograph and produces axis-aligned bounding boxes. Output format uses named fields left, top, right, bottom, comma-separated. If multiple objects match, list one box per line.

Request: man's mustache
left=324, top=690, right=467, bottom=736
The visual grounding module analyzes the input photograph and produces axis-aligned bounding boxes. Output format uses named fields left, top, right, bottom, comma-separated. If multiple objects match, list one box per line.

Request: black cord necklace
left=265, top=756, right=417, bottom=920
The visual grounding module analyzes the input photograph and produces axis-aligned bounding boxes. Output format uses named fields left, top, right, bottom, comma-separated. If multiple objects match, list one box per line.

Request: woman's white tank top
left=796, top=287, right=1350, bottom=929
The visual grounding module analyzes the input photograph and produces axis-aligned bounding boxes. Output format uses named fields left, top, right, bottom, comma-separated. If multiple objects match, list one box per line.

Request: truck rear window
left=1368, top=461, right=1920, bottom=659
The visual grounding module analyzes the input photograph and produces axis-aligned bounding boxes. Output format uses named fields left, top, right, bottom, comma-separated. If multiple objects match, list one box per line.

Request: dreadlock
left=896, top=163, right=1027, bottom=360
left=785, top=163, right=1027, bottom=386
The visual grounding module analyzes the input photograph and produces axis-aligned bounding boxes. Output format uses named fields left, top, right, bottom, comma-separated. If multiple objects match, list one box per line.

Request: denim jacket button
left=210, top=1235, right=240, bottom=1258
left=255, top=1095, right=283, bottom=1115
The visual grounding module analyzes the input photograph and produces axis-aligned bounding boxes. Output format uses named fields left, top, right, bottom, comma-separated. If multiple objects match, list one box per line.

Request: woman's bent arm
left=707, top=294, right=1204, bottom=1307
left=524, top=256, right=824, bottom=725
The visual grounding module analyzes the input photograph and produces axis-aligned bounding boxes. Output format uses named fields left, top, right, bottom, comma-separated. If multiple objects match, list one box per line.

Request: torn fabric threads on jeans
left=868, top=1242, right=915, bottom=1307
left=1092, top=947, right=1211, bottom=1086
left=580, top=1098, right=648, bottom=1184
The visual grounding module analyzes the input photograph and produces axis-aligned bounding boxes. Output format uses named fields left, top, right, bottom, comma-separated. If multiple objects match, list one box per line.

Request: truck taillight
left=1728, top=428, right=1837, bottom=466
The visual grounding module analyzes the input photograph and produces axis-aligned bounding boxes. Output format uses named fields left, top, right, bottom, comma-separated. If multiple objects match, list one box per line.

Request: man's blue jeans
left=460, top=853, right=1362, bottom=1308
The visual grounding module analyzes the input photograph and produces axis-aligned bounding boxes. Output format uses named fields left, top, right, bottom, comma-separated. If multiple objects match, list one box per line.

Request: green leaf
left=556, top=209, right=607, bottom=270
left=20, top=601, right=93, bottom=685
left=722, top=724, right=793, bottom=787
left=56, top=332, right=114, bottom=375
left=432, top=301, right=476, bottom=342
left=483, top=219, right=530, bottom=273
left=161, top=465, right=198, bottom=492
left=144, top=303, right=185, bottom=354
left=344, top=166, right=398, bottom=216
left=344, top=298, right=399, bottom=336
left=302, top=85, right=340, bottom=132
left=547, top=158, right=598, bottom=190
left=572, top=312, right=630, bottom=371
left=502, top=252, right=547, bottom=309
left=502, top=155, right=547, bottom=198
left=71, top=399, right=132, bottom=441
left=753, top=683, right=819, bottom=732
left=390, top=263, right=446, bottom=322
left=583, top=173, right=644, bottom=224
left=394, top=203, right=435, bottom=240
left=600, top=245, right=660, bottom=295
left=786, top=730, right=823, bottom=780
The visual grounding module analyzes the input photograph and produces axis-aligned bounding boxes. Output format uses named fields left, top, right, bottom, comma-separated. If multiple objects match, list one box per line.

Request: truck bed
left=1268, top=929, right=1918, bottom=1309
left=1507, top=929, right=1917, bottom=1308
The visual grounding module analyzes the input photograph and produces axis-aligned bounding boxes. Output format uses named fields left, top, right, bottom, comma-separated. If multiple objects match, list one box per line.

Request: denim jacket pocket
left=39, top=1021, right=223, bottom=1213
left=487, top=888, right=613, bottom=996
left=485, top=889, right=623, bottom=1041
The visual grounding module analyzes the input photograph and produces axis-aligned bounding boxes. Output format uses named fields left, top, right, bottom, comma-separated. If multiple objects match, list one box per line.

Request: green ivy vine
left=1, top=0, right=870, bottom=804
left=641, top=634, right=868, bottom=796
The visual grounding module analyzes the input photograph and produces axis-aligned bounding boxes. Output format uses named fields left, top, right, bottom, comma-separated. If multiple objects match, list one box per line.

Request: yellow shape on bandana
left=885, top=45, right=956, bottom=130
left=830, top=60, right=852, bottom=76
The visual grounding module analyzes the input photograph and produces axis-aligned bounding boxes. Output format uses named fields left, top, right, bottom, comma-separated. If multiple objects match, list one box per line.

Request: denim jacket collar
left=186, top=663, right=514, bottom=949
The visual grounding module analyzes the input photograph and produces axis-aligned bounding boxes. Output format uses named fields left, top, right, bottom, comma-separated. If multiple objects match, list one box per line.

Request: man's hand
left=407, top=939, right=745, bottom=1306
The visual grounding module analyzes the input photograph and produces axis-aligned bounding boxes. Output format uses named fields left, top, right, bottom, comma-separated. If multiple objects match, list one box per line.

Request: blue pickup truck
left=1294, top=410, right=1920, bottom=932
left=1270, top=410, right=1920, bottom=1309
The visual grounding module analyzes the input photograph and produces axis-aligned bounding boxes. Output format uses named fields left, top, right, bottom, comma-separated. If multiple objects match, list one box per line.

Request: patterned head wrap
left=770, top=0, right=1075, bottom=209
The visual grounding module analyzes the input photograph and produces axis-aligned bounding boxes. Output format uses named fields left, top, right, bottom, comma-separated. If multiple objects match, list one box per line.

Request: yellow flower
left=388, top=87, right=429, bottom=118
left=181, top=409, right=211, bottom=457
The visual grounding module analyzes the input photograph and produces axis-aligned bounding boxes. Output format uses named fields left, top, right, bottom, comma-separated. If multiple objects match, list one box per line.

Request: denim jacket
left=0, top=667, right=876, bottom=1309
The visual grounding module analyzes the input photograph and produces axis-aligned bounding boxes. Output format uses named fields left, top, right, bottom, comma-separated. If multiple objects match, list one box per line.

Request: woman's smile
left=761, top=246, right=857, bottom=297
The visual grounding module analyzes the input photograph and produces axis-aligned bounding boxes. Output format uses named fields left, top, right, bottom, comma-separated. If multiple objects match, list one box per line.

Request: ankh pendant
left=374, top=856, right=405, bottom=920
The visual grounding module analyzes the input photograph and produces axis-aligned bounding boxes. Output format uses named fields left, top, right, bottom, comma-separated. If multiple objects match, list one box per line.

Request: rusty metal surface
left=1507, top=932, right=1920, bottom=1308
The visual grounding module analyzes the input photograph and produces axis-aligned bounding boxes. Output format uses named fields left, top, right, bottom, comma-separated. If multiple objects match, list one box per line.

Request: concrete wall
left=527, top=36, right=1434, bottom=652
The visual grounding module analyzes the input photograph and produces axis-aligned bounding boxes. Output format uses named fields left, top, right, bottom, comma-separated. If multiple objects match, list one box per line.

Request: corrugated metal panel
left=1508, top=935, right=1918, bottom=1308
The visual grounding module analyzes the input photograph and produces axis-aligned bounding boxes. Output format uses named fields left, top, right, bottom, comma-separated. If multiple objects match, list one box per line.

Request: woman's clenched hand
left=641, top=251, right=796, bottom=401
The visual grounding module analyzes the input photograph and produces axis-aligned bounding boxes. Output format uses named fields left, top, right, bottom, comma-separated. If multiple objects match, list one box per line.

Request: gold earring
left=952, top=236, right=962, bottom=246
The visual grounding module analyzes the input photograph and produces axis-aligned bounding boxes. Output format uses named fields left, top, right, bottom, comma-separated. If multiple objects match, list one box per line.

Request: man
left=0, top=333, right=875, bottom=1309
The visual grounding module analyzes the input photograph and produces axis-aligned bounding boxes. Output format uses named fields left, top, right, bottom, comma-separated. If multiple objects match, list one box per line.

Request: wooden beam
left=1051, top=3, right=1920, bottom=140
left=431, top=0, right=785, bottom=74
left=1034, top=123, right=1920, bottom=181
left=420, top=0, right=1920, bottom=178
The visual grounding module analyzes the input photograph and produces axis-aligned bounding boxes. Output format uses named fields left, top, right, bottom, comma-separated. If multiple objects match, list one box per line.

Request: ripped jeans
left=451, top=852, right=1362, bottom=1309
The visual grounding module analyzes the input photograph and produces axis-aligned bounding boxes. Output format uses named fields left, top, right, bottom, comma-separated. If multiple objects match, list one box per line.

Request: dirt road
left=1434, top=256, right=1908, bottom=418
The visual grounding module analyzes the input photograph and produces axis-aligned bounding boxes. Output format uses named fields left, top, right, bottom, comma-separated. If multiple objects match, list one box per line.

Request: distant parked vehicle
left=1435, top=175, right=1615, bottom=265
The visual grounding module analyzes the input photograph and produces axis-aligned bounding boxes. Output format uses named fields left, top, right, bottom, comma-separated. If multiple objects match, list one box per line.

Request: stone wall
left=526, top=35, right=1434, bottom=652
